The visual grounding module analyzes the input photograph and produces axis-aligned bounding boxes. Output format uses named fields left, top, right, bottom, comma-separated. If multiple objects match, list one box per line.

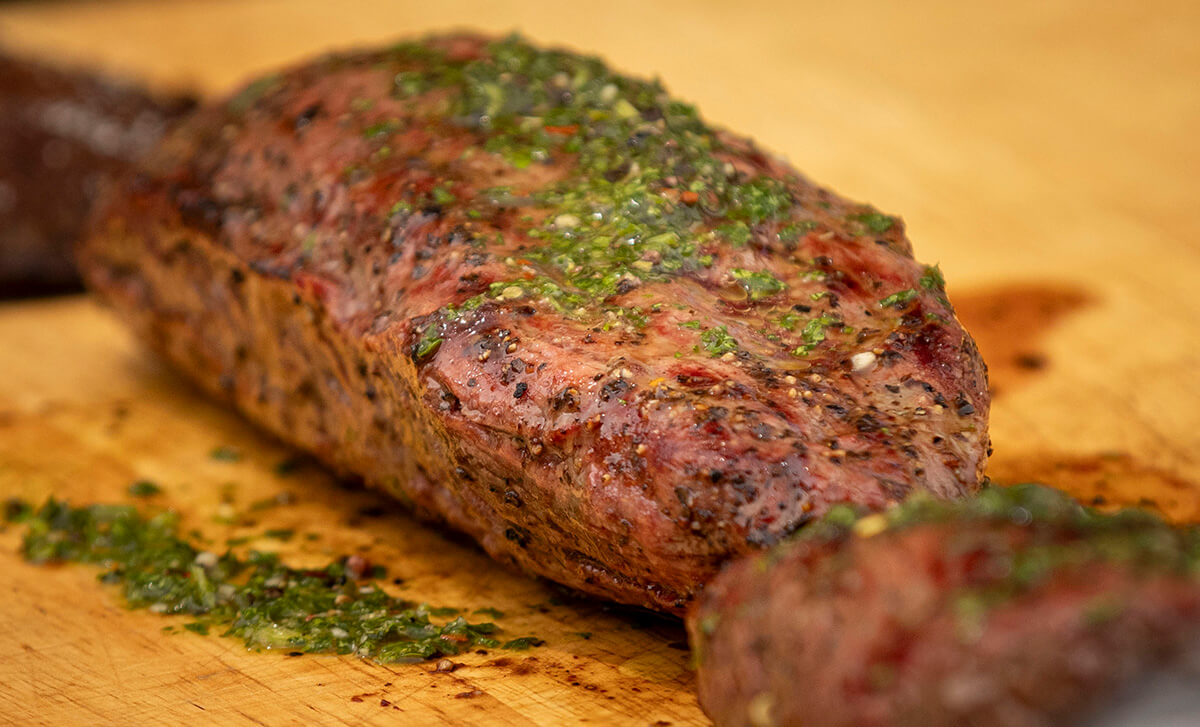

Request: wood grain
left=2, top=1, right=1199, bottom=725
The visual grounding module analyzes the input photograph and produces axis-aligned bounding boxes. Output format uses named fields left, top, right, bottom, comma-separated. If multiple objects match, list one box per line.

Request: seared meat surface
left=80, top=34, right=988, bottom=612
left=688, top=484, right=1200, bottom=727
left=0, top=52, right=193, bottom=297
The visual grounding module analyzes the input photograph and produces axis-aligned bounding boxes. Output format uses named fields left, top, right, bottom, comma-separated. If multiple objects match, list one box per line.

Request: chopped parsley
left=377, top=34, right=807, bottom=322
left=700, top=326, right=739, bottom=357
left=919, top=264, right=945, bottom=291
left=761, top=484, right=1200, bottom=646
left=714, top=222, right=752, bottom=246
left=730, top=269, right=786, bottom=301
left=777, top=220, right=818, bottom=242
left=241, top=35, right=944, bottom=370
left=413, top=325, right=443, bottom=360
left=127, top=480, right=163, bottom=498
left=209, top=446, right=242, bottom=463
left=919, top=264, right=950, bottom=305
left=879, top=289, right=918, bottom=308
left=852, top=211, right=896, bottom=235
left=792, top=315, right=839, bottom=356
left=777, top=312, right=801, bottom=331
left=802, top=483, right=1200, bottom=592
left=227, top=74, right=282, bottom=114
left=10, top=498, right=538, bottom=662
left=430, top=183, right=457, bottom=207
left=501, top=636, right=546, bottom=650
left=273, top=458, right=303, bottom=477
left=183, top=621, right=211, bottom=636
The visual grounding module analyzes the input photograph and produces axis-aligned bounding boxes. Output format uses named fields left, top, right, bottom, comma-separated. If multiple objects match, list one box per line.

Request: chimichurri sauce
left=6, top=498, right=539, bottom=662
left=784, top=483, right=1200, bottom=632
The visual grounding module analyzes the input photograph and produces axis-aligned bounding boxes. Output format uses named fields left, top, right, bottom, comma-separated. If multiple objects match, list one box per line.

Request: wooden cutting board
left=2, top=1, right=1199, bottom=725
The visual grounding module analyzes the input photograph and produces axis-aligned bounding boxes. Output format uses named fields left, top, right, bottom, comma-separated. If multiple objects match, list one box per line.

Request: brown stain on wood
left=989, top=450, right=1200, bottom=524
left=952, top=283, right=1093, bottom=397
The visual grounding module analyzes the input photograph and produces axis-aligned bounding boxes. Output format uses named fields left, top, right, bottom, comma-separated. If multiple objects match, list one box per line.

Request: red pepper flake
left=345, top=554, right=371, bottom=580
left=681, top=190, right=699, bottom=205
left=294, top=271, right=333, bottom=304
left=544, top=124, right=579, bottom=135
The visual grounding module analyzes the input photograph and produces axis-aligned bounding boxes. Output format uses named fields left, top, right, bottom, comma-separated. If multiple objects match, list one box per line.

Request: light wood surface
left=2, top=1, right=1199, bottom=725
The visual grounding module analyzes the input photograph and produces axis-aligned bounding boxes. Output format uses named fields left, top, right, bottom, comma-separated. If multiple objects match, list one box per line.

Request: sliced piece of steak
left=79, top=34, right=989, bottom=613
left=687, top=484, right=1200, bottom=727
left=0, top=52, right=194, bottom=297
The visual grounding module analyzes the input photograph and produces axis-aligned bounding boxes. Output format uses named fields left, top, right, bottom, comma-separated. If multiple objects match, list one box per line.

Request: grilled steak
left=688, top=484, right=1200, bottom=727
left=79, top=34, right=989, bottom=613
left=0, top=52, right=194, bottom=297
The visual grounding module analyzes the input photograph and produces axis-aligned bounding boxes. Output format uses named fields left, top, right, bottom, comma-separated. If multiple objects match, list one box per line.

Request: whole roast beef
left=0, top=52, right=193, bottom=297
left=79, top=34, right=989, bottom=613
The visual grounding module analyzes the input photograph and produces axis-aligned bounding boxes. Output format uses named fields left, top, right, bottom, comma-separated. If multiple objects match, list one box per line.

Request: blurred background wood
left=1, top=0, right=1198, bottom=724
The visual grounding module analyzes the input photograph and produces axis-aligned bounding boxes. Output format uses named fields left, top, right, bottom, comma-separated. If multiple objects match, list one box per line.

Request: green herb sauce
left=879, top=288, right=918, bottom=309
left=792, top=314, right=840, bottom=356
left=700, top=326, right=740, bottom=357
left=385, top=35, right=811, bottom=323
left=7, top=499, right=537, bottom=662
left=209, top=445, right=243, bottom=462
left=919, top=264, right=945, bottom=292
left=413, top=324, right=444, bottom=361
left=127, top=480, right=163, bottom=498
left=792, top=484, right=1200, bottom=639
left=919, top=264, right=950, bottom=306
left=806, top=483, right=1200, bottom=552
left=730, top=268, right=787, bottom=301
left=851, top=211, right=896, bottom=235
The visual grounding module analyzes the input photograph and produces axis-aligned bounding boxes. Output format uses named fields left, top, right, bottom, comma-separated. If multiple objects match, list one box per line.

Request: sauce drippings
left=952, top=283, right=1093, bottom=396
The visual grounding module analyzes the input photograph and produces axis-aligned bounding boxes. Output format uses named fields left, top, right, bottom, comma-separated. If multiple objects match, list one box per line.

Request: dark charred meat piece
left=687, top=484, right=1200, bottom=727
left=79, top=34, right=989, bottom=613
left=0, top=52, right=194, bottom=297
